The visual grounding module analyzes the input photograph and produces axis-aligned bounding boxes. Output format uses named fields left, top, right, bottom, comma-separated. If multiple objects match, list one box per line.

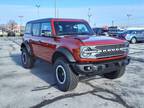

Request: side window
left=137, top=31, right=142, bottom=34
left=25, top=23, right=32, bottom=34
left=41, top=22, right=52, bottom=37
left=32, top=23, right=40, bottom=36
left=142, top=31, right=144, bottom=34
left=136, top=31, right=142, bottom=34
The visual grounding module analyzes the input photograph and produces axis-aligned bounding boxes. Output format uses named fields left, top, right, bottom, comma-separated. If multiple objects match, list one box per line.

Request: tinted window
left=124, top=30, right=136, bottom=34
left=54, top=21, right=94, bottom=36
left=32, top=23, right=40, bottom=36
left=41, top=22, right=52, bottom=36
left=25, top=23, right=32, bottom=34
left=141, top=31, right=144, bottom=34
left=136, top=31, right=142, bottom=34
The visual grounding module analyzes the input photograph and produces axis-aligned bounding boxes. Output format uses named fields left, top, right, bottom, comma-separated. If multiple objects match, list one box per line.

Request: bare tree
left=7, top=20, right=18, bottom=31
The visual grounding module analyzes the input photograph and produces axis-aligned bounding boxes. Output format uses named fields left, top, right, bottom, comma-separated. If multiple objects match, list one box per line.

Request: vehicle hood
left=64, top=35, right=125, bottom=46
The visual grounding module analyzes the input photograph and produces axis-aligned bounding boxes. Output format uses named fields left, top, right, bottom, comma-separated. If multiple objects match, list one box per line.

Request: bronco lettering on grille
left=95, top=44, right=126, bottom=58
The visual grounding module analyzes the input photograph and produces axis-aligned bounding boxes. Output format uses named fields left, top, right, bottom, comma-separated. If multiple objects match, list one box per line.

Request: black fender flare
left=21, top=41, right=33, bottom=56
left=53, top=48, right=76, bottom=63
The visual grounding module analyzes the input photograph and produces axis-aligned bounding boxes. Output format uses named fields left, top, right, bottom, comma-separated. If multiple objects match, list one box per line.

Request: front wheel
left=54, top=58, right=79, bottom=92
left=131, top=37, right=137, bottom=44
left=103, top=66, right=126, bottom=79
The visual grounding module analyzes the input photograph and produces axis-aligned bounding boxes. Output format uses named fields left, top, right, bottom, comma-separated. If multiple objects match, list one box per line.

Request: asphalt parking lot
left=0, top=37, right=144, bottom=108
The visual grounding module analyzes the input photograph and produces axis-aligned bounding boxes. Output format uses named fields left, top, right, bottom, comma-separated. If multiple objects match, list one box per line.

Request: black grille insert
left=95, top=44, right=125, bottom=58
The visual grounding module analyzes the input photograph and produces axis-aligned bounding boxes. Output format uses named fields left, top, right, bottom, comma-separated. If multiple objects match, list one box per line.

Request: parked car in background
left=7, top=31, right=16, bottom=37
left=93, top=27, right=109, bottom=36
left=2, top=31, right=8, bottom=36
left=118, top=30, right=144, bottom=44
left=108, top=26, right=124, bottom=37
left=0, top=30, right=3, bottom=37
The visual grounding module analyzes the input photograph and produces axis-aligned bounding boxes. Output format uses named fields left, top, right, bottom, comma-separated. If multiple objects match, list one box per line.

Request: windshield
left=54, top=21, right=94, bottom=36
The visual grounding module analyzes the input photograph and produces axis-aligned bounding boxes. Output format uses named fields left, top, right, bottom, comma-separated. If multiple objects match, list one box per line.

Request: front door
left=38, top=22, right=57, bottom=62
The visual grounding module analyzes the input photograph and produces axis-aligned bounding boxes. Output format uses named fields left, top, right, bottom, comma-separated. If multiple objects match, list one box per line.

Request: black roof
left=27, top=18, right=52, bottom=23
left=27, top=18, right=86, bottom=24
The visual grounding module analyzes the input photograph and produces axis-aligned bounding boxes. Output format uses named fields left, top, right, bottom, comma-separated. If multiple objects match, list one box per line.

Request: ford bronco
left=21, top=18, right=130, bottom=91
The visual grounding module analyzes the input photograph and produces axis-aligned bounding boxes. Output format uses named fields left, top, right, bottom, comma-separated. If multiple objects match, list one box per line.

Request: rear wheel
left=54, top=57, right=79, bottom=92
left=21, top=48, right=35, bottom=69
left=131, top=37, right=137, bottom=44
left=103, top=66, right=126, bottom=79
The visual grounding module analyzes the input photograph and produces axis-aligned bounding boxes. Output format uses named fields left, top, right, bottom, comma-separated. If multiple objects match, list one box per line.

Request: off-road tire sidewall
left=131, top=38, right=137, bottom=44
left=54, top=58, right=79, bottom=92
left=21, top=48, right=34, bottom=69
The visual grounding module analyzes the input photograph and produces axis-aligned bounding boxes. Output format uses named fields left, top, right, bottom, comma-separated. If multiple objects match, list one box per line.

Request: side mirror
left=41, top=30, right=52, bottom=37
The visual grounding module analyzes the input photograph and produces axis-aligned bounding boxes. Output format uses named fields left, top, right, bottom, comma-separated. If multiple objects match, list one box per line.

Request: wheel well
left=131, top=37, right=137, bottom=40
left=52, top=52, right=69, bottom=64
left=21, top=43, right=26, bottom=50
left=131, top=37, right=137, bottom=42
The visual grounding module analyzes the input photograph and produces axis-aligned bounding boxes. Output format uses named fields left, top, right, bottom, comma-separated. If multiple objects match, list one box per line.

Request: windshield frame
left=53, top=21, right=94, bottom=36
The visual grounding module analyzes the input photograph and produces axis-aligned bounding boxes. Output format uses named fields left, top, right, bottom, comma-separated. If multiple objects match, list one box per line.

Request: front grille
left=95, top=44, right=125, bottom=58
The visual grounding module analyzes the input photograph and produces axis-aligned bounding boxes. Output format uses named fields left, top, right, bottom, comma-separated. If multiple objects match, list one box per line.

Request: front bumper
left=71, top=57, right=130, bottom=75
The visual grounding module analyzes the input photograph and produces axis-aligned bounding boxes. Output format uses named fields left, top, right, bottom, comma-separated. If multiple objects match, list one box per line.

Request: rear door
left=31, top=23, right=42, bottom=58
left=136, top=31, right=143, bottom=41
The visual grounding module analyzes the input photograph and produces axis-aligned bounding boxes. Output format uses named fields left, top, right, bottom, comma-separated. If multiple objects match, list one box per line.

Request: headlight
left=124, top=41, right=129, bottom=54
left=80, top=46, right=99, bottom=58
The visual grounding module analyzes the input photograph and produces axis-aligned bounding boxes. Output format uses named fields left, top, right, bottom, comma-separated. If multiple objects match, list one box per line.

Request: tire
left=103, top=66, right=126, bottom=79
left=131, top=37, right=137, bottom=44
left=21, top=48, right=35, bottom=69
left=54, top=57, right=79, bottom=92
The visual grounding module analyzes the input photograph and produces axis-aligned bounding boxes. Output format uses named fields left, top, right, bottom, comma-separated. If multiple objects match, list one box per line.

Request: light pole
left=127, top=14, right=132, bottom=27
left=54, top=0, right=57, bottom=18
left=57, top=8, right=59, bottom=18
left=18, top=16, right=24, bottom=33
left=88, top=8, right=92, bottom=24
left=112, top=20, right=114, bottom=26
left=36, top=4, right=40, bottom=18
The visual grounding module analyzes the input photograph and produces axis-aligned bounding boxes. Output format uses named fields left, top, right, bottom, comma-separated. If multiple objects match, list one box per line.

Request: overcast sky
left=0, top=0, right=144, bottom=27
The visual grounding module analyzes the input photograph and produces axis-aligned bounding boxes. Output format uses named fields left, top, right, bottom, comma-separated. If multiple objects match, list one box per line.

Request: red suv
left=21, top=18, right=130, bottom=91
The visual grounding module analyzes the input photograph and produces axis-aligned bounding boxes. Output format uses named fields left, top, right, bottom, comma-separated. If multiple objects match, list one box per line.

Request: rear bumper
left=71, top=56, right=130, bottom=75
